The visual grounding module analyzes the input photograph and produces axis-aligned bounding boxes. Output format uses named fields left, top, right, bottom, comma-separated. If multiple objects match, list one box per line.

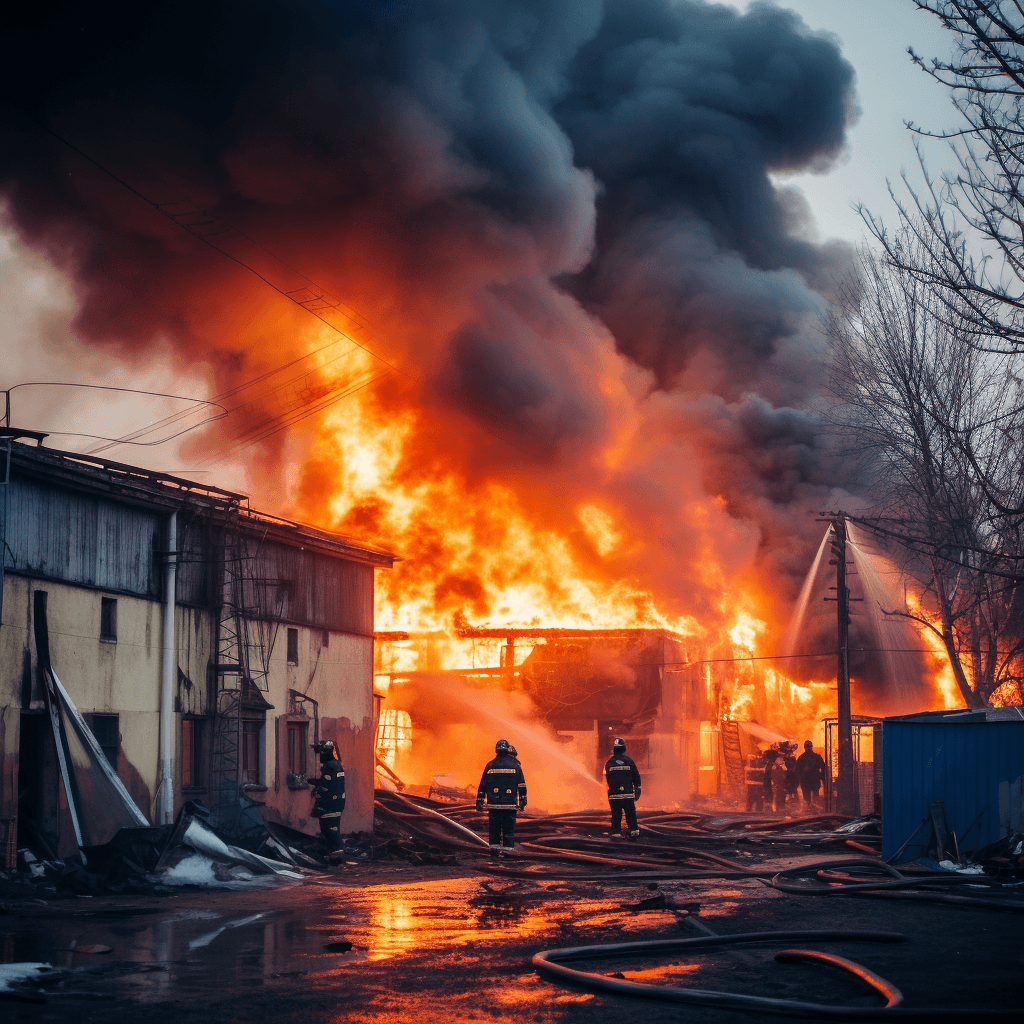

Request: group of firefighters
left=308, top=733, right=827, bottom=856
left=475, top=735, right=641, bottom=854
left=745, top=740, right=827, bottom=813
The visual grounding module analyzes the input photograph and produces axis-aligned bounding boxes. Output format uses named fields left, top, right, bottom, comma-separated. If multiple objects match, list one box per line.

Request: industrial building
left=374, top=628, right=718, bottom=806
left=0, top=439, right=394, bottom=859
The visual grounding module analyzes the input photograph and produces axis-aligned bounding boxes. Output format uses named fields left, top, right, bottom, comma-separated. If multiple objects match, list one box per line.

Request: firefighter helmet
left=612, top=737, right=626, bottom=754
left=317, top=739, right=336, bottom=763
left=495, top=738, right=511, bottom=754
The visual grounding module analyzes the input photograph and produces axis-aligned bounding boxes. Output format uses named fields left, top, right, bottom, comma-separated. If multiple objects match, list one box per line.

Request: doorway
left=17, top=712, right=59, bottom=858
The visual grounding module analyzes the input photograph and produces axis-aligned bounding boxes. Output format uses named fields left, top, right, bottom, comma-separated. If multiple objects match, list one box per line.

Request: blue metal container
left=882, top=707, right=1024, bottom=861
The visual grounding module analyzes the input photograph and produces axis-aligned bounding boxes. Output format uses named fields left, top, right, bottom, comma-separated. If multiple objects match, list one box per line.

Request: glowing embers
left=376, top=709, right=413, bottom=768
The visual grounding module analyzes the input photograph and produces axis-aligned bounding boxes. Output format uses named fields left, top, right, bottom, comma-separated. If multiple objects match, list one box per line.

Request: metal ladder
left=720, top=720, right=746, bottom=802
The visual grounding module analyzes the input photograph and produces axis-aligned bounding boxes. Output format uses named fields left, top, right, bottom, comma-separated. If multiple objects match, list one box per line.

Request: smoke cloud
left=1, top=0, right=861, bottom=638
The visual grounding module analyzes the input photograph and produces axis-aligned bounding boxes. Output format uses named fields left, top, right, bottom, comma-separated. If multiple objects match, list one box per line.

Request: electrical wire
left=15, top=109, right=412, bottom=383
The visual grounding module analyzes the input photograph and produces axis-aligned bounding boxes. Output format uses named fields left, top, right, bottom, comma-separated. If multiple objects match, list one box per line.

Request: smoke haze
left=1, top=0, right=864, bottom=643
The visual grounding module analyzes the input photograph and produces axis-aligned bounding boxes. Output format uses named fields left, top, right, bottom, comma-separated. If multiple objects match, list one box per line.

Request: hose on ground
left=533, top=930, right=1018, bottom=1018
left=765, top=858, right=1004, bottom=895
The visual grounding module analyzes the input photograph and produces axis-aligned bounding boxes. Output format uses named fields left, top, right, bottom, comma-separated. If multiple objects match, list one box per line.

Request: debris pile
left=370, top=792, right=1024, bottom=909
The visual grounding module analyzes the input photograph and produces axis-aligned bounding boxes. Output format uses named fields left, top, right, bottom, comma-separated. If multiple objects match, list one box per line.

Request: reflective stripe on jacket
left=312, top=757, right=346, bottom=815
left=604, top=754, right=641, bottom=800
left=477, top=753, right=527, bottom=809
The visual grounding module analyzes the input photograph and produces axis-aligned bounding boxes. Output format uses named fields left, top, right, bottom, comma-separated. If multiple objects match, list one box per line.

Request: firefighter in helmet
left=476, top=739, right=527, bottom=855
left=310, top=739, right=346, bottom=857
left=605, top=737, right=642, bottom=839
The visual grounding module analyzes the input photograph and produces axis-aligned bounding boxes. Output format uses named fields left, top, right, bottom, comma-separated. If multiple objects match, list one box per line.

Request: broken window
left=287, top=720, right=308, bottom=776
left=84, top=713, right=119, bottom=768
left=181, top=717, right=205, bottom=789
left=375, top=708, right=412, bottom=768
left=100, top=597, right=117, bottom=643
left=241, top=721, right=262, bottom=785
left=287, top=627, right=299, bottom=665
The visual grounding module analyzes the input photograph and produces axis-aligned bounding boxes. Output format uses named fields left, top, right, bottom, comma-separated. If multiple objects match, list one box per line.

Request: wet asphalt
left=2, top=860, right=1022, bottom=1022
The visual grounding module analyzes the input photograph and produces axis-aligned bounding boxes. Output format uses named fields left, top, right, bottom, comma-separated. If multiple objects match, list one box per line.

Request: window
left=100, top=597, right=117, bottom=643
left=241, top=721, right=262, bottom=785
left=287, top=721, right=308, bottom=776
left=181, top=718, right=205, bottom=789
left=375, top=709, right=412, bottom=768
left=287, top=628, right=299, bottom=665
left=84, top=713, right=119, bottom=768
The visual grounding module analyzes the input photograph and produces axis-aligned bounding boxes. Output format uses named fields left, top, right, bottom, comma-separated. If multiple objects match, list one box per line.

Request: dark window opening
left=321, top=629, right=330, bottom=649
left=287, top=628, right=299, bottom=665
left=100, top=598, right=117, bottom=643
left=84, top=713, right=119, bottom=768
left=287, top=720, right=308, bottom=776
left=182, top=718, right=205, bottom=789
left=241, top=721, right=262, bottom=785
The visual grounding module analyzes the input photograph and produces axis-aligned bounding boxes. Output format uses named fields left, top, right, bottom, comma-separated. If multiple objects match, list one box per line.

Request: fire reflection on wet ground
left=0, top=872, right=776, bottom=1006
left=3, top=865, right=1021, bottom=1024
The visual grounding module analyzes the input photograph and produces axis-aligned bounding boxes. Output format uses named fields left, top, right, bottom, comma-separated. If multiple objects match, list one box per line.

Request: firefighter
left=795, top=740, right=827, bottom=808
left=762, top=747, right=779, bottom=808
left=310, top=739, right=346, bottom=857
left=476, top=739, right=527, bottom=855
left=605, top=737, right=641, bottom=839
left=768, top=745, right=789, bottom=813
left=744, top=751, right=766, bottom=812
left=782, top=741, right=800, bottom=802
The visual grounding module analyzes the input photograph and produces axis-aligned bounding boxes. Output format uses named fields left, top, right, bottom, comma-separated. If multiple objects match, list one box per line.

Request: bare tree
left=827, top=245, right=1024, bottom=706
left=863, top=2, right=1024, bottom=351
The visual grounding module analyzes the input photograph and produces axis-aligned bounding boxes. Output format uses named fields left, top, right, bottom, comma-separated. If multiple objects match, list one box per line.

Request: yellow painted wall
left=2, top=573, right=377, bottom=842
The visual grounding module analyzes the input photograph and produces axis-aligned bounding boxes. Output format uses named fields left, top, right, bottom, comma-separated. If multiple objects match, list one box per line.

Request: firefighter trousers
left=610, top=799, right=639, bottom=836
left=319, top=814, right=344, bottom=851
left=487, top=808, right=517, bottom=850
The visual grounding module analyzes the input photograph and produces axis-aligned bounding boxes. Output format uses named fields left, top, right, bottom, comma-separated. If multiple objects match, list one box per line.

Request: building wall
left=260, top=624, right=375, bottom=835
left=0, top=574, right=163, bottom=838
left=2, top=576, right=377, bottom=847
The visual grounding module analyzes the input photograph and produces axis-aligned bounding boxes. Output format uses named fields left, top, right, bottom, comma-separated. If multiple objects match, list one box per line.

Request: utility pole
left=829, top=517, right=855, bottom=816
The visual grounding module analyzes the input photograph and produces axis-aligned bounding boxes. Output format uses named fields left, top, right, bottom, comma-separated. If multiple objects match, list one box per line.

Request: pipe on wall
left=158, top=510, right=177, bottom=824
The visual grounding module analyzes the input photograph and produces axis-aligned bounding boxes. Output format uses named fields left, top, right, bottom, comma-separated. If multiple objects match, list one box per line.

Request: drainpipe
left=158, top=511, right=178, bottom=824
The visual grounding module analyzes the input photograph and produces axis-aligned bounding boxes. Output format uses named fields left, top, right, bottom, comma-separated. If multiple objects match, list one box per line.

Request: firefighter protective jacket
left=604, top=753, right=641, bottom=801
left=795, top=749, right=826, bottom=785
left=476, top=752, right=527, bottom=811
left=744, top=757, right=766, bottom=786
left=312, top=757, right=346, bottom=818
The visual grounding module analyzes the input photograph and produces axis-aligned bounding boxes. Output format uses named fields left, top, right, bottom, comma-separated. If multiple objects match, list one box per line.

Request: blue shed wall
left=882, top=720, right=1024, bottom=860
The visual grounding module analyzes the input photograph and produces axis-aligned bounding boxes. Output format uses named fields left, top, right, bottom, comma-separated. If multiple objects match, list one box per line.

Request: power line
left=15, top=108, right=413, bottom=382
left=661, top=648, right=940, bottom=669
left=2, top=383, right=227, bottom=445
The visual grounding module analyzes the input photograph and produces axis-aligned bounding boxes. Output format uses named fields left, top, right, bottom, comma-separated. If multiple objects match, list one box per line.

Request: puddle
left=0, top=875, right=680, bottom=1002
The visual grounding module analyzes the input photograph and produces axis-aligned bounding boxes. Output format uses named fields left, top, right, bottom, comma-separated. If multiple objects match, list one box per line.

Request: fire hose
left=532, top=930, right=1019, bottom=1018
left=765, top=858, right=1005, bottom=894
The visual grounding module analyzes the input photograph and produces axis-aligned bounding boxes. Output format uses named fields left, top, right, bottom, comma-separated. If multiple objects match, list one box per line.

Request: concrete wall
left=261, top=624, right=375, bottom=835
left=1, top=574, right=162, bottom=830
left=2, top=573, right=377, bottom=847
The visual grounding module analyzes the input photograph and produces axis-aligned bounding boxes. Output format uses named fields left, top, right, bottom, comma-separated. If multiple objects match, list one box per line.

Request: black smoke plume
left=1, top=0, right=862, bottom=629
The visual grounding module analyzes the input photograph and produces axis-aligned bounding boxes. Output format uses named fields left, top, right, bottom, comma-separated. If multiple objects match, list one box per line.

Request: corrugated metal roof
left=6, top=441, right=396, bottom=569
left=882, top=713, right=1024, bottom=861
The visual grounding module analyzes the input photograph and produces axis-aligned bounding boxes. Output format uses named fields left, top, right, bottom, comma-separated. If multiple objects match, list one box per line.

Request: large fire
left=1, top=0, right=978, bottom=811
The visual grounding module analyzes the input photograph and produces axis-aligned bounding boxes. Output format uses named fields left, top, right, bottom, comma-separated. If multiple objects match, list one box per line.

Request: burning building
left=0, top=440, right=394, bottom=859
left=0, top=0, right=958, bottom=810
left=374, top=627, right=720, bottom=809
